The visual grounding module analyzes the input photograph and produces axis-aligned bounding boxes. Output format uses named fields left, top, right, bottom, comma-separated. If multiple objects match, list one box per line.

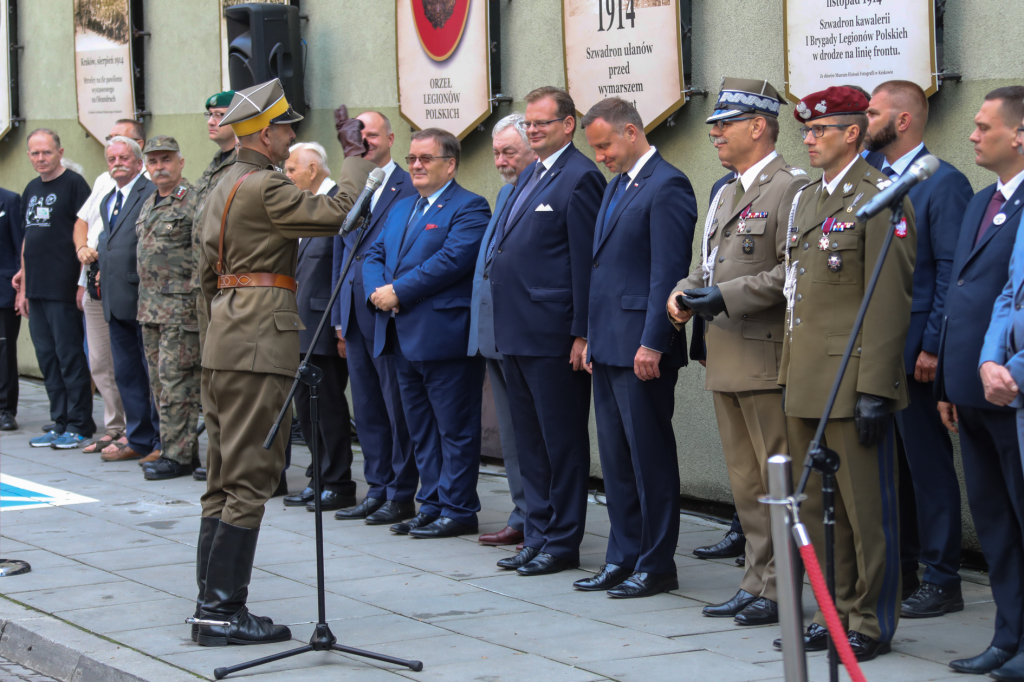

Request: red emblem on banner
left=412, top=0, right=471, bottom=62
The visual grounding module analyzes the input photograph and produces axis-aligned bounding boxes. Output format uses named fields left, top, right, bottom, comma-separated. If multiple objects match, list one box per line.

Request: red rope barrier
left=797, top=539, right=868, bottom=682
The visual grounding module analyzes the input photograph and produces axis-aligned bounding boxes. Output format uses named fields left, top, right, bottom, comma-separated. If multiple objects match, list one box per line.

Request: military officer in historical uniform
left=668, top=78, right=809, bottom=625
left=776, top=86, right=916, bottom=661
left=190, top=79, right=375, bottom=648
left=135, top=136, right=201, bottom=481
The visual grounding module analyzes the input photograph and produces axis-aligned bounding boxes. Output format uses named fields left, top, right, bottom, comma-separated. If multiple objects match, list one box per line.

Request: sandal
left=83, top=430, right=124, bottom=454
left=99, top=436, right=130, bottom=456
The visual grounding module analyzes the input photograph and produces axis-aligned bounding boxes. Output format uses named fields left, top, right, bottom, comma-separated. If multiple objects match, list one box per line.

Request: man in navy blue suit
left=490, top=86, right=606, bottom=576
left=470, top=113, right=537, bottom=548
left=0, top=186, right=23, bottom=431
left=575, top=97, right=695, bottom=597
left=331, top=111, right=420, bottom=526
left=939, top=87, right=1024, bottom=679
left=363, top=127, right=490, bottom=539
left=864, top=80, right=974, bottom=618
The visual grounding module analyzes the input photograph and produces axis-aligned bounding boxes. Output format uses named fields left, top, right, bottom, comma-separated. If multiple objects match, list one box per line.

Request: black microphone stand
left=212, top=212, right=423, bottom=680
left=792, top=203, right=905, bottom=682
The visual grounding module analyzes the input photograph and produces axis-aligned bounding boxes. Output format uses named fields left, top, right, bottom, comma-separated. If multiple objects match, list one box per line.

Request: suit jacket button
left=957, top=279, right=964, bottom=286
left=724, top=231, right=731, bottom=237
left=796, top=294, right=802, bottom=301
left=803, top=243, right=809, bottom=250
left=719, top=257, right=725, bottom=263
left=767, top=332, right=772, bottom=338
left=894, top=381, right=900, bottom=388
left=483, top=274, right=488, bottom=280
left=497, top=248, right=503, bottom=254
left=742, top=314, right=747, bottom=319
left=594, top=262, right=599, bottom=268
left=1016, top=304, right=1022, bottom=310
left=857, top=347, right=861, bottom=353
left=795, top=318, right=801, bottom=325
left=799, top=268, right=805, bottom=275
left=355, top=255, right=362, bottom=260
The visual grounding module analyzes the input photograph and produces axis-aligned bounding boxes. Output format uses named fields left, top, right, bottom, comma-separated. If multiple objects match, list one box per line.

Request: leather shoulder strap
left=217, top=171, right=257, bottom=274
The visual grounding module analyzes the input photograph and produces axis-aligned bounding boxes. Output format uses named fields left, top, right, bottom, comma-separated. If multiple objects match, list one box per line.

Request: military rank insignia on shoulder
left=173, top=185, right=188, bottom=200
left=787, top=167, right=808, bottom=176
left=876, top=178, right=893, bottom=190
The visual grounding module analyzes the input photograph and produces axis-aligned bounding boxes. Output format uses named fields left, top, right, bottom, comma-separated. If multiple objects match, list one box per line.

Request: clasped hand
left=370, top=284, right=399, bottom=312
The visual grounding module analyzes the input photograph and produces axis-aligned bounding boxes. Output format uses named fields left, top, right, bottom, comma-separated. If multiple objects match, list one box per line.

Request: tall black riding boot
left=196, top=522, right=292, bottom=647
left=191, top=516, right=220, bottom=641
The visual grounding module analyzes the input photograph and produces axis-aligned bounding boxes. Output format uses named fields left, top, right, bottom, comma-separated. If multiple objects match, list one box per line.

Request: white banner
left=784, top=0, right=937, bottom=102
left=73, top=0, right=136, bottom=142
left=0, top=0, right=10, bottom=140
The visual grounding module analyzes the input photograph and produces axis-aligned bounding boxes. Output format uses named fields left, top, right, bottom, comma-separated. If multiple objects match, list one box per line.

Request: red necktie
left=975, top=190, right=1006, bottom=246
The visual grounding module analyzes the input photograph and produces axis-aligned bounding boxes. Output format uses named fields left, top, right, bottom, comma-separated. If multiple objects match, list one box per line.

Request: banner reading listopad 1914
left=396, top=0, right=492, bottom=141
left=562, top=0, right=685, bottom=133
left=73, top=0, right=136, bottom=143
left=784, top=0, right=937, bottom=103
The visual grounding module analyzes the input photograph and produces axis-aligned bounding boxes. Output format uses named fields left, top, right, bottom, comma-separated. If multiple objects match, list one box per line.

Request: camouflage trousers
left=141, top=323, right=201, bottom=465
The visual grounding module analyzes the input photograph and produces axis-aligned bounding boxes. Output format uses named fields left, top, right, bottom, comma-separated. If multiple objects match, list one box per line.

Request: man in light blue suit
left=363, top=128, right=491, bottom=539
left=469, top=114, right=537, bottom=547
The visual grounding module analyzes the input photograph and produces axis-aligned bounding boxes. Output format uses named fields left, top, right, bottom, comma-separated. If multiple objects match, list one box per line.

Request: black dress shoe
left=694, top=530, right=745, bottom=559
left=365, top=500, right=416, bottom=525
left=193, top=467, right=207, bottom=481
left=272, top=473, right=288, bottom=498
left=391, top=511, right=437, bottom=535
left=774, top=623, right=829, bottom=652
left=607, top=571, right=679, bottom=598
left=0, top=411, right=17, bottom=431
left=949, top=646, right=1016, bottom=674
left=573, top=564, right=633, bottom=591
left=703, top=589, right=758, bottom=618
left=734, top=597, right=778, bottom=625
left=335, top=496, right=385, bottom=520
left=283, top=486, right=315, bottom=507
left=497, top=547, right=539, bottom=570
left=517, top=553, right=579, bottom=577
left=901, top=581, right=964, bottom=618
left=409, top=517, right=478, bottom=539
left=305, top=490, right=356, bottom=512
left=143, top=457, right=193, bottom=480
left=848, top=631, right=891, bottom=662
left=991, top=651, right=1024, bottom=681
left=735, top=555, right=745, bottom=567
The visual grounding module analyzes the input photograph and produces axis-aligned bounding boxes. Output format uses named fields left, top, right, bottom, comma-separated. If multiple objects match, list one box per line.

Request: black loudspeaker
left=224, top=3, right=306, bottom=118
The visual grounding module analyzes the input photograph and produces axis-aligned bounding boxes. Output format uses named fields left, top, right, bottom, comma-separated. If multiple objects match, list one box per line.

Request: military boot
left=191, top=516, right=219, bottom=642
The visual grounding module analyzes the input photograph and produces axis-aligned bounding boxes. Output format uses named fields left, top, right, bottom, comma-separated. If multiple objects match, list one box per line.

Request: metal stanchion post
left=763, top=454, right=807, bottom=682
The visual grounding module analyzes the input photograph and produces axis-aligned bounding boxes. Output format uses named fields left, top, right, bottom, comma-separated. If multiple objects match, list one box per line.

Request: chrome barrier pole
left=763, top=454, right=807, bottom=682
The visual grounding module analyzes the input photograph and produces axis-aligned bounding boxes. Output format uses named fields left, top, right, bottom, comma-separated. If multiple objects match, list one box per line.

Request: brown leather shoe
left=101, top=445, right=145, bottom=462
left=138, top=450, right=162, bottom=467
left=478, top=526, right=525, bottom=546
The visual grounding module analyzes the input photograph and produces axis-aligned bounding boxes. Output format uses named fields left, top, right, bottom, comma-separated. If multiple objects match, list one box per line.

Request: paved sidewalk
left=0, top=655, right=58, bottom=682
left=0, top=380, right=998, bottom=681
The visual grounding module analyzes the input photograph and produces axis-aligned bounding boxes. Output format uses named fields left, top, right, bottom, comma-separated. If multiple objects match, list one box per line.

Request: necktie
left=598, top=175, right=628, bottom=244
left=816, top=187, right=829, bottom=212
left=399, top=196, right=428, bottom=254
left=883, top=166, right=899, bottom=180
left=487, top=163, right=546, bottom=262
left=975, top=190, right=1007, bottom=246
left=111, top=191, right=123, bottom=223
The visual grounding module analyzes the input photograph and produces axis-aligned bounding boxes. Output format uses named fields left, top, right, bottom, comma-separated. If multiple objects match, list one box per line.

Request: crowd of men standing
left=2, top=76, right=1024, bottom=679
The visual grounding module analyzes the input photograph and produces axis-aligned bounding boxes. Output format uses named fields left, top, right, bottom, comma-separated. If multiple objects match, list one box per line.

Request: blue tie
left=399, top=197, right=427, bottom=255
left=110, top=191, right=123, bottom=224
left=487, top=163, right=545, bottom=262
left=599, top=175, right=628, bottom=243
left=883, top=166, right=899, bottom=180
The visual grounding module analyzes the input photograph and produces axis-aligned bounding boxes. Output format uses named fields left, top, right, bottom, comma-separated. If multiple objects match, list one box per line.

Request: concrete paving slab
left=11, top=581, right=177, bottom=613
left=71, top=542, right=198, bottom=571
left=586, top=649, right=779, bottom=681
left=391, top=651, right=609, bottom=682
left=369, top=588, right=543, bottom=623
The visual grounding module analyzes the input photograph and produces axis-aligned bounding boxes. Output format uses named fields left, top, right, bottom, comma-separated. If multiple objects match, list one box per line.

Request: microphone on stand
left=340, top=167, right=387, bottom=235
left=855, top=154, right=940, bottom=220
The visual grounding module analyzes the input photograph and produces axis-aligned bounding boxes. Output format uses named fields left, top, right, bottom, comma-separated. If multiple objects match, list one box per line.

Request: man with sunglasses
left=778, top=86, right=916, bottom=661
left=668, top=78, right=808, bottom=623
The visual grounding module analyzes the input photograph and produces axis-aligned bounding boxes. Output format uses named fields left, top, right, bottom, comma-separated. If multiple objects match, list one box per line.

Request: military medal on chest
left=827, top=253, right=843, bottom=272
left=736, top=204, right=769, bottom=234
left=818, top=217, right=854, bottom=249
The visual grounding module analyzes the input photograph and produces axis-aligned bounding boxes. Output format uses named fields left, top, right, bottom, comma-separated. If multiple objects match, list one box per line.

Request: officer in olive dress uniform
left=190, top=79, right=376, bottom=648
left=668, top=78, right=809, bottom=626
left=777, top=86, right=916, bottom=661
left=136, top=136, right=201, bottom=481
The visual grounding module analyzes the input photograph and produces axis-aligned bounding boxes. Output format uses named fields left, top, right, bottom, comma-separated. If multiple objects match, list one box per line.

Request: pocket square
left=535, top=204, right=553, bottom=212
left=425, top=223, right=439, bottom=230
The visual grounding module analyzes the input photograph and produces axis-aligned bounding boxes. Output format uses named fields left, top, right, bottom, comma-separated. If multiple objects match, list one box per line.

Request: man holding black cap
left=668, top=78, right=808, bottom=624
left=777, top=86, right=916, bottom=661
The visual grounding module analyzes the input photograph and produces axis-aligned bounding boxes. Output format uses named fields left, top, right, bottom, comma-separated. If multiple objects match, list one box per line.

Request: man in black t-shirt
left=13, top=129, right=96, bottom=448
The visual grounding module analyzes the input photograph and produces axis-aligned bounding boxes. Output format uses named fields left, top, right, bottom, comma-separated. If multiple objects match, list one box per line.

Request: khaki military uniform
left=198, top=148, right=374, bottom=528
left=191, top=148, right=237, bottom=351
left=674, top=153, right=809, bottom=602
left=780, top=155, right=916, bottom=643
left=136, top=181, right=201, bottom=466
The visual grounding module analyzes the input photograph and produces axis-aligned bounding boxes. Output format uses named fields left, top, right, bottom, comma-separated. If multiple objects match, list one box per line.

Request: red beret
left=793, top=86, right=869, bottom=123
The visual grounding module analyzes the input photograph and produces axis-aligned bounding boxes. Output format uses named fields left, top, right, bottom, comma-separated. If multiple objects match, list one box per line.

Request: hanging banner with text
left=396, top=0, right=492, bottom=141
left=783, top=0, right=937, bottom=103
left=562, top=0, right=685, bottom=132
left=73, top=0, right=136, bottom=142
left=0, top=0, right=11, bottom=140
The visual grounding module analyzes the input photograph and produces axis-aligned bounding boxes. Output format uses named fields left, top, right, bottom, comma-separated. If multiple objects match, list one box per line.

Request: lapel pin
left=843, top=183, right=853, bottom=193
left=760, top=174, right=768, bottom=182
left=995, top=214, right=1007, bottom=225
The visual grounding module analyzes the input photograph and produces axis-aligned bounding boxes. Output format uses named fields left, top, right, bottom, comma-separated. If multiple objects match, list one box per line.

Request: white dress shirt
left=624, top=146, right=657, bottom=182
left=371, top=159, right=397, bottom=212
left=823, top=155, right=860, bottom=196
left=105, top=172, right=143, bottom=222
left=997, top=168, right=1024, bottom=202
left=539, top=142, right=571, bottom=178
left=881, top=142, right=925, bottom=178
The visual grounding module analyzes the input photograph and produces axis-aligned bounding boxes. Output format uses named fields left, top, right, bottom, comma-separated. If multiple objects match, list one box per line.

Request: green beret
left=205, top=91, right=235, bottom=110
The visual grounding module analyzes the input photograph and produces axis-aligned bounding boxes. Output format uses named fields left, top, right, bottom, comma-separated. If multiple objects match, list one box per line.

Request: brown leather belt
left=217, top=273, right=297, bottom=293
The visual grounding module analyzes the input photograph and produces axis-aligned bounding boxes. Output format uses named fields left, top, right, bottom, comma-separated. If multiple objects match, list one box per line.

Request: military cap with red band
left=793, top=86, right=869, bottom=123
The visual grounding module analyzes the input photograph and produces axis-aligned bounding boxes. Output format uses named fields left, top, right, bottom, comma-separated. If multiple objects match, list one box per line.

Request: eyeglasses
left=709, top=117, right=754, bottom=133
left=405, top=155, right=452, bottom=166
left=204, top=111, right=226, bottom=122
left=523, top=117, right=567, bottom=130
left=1017, top=126, right=1024, bottom=138
left=799, top=124, right=852, bottom=139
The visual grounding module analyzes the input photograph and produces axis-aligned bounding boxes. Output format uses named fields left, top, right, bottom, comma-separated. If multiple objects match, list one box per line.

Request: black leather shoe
left=734, top=597, right=778, bottom=625
left=991, top=651, right=1024, bottom=681
left=694, top=530, right=745, bottom=559
left=607, top=571, right=679, bottom=598
left=901, top=582, right=964, bottom=618
left=409, top=517, right=478, bottom=539
left=272, top=473, right=288, bottom=498
left=517, top=553, right=579, bottom=577
left=702, top=589, right=758, bottom=618
left=193, top=467, right=207, bottom=482
left=902, top=568, right=921, bottom=601
left=391, top=511, right=437, bottom=535
left=774, top=623, right=829, bottom=652
left=305, top=490, right=356, bottom=512
left=573, top=564, right=633, bottom=591
left=735, top=555, right=745, bottom=567
left=365, top=500, right=416, bottom=525
left=497, top=547, right=539, bottom=570
left=143, top=457, right=193, bottom=480
left=949, top=646, right=1016, bottom=675
left=335, top=496, right=385, bottom=520
left=283, top=486, right=315, bottom=507
left=0, top=411, right=17, bottom=431
left=848, top=631, right=891, bottom=662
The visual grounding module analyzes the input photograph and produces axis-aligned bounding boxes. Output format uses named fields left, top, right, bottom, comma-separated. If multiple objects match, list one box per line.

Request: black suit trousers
left=0, top=307, right=20, bottom=413
left=295, top=352, right=355, bottom=496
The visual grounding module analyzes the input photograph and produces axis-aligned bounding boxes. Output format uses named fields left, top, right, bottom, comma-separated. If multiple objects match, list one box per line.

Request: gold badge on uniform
left=827, top=253, right=843, bottom=272
left=742, top=238, right=754, bottom=254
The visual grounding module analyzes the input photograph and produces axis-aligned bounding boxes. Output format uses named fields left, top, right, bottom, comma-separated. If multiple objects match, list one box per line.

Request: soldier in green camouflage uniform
left=137, top=136, right=202, bottom=481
